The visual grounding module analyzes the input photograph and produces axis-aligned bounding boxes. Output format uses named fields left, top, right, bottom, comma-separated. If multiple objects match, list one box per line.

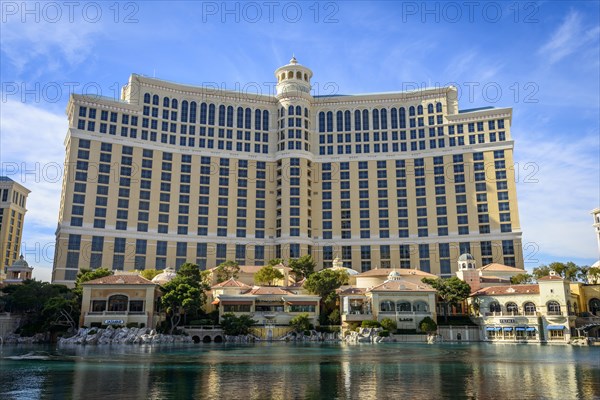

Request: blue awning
left=503, top=327, right=513, bottom=331
left=547, top=325, right=565, bottom=331
left=526, top=327, right=536, bottom=332
left=515, top=327, right=526, bottom=331
left=485, top=327, right=502, bottom=331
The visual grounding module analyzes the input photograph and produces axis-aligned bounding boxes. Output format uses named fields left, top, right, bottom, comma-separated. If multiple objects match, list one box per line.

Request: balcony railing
left=483, top=311, right=539, bottom=317
left=87, top=311, right=146, bottom=315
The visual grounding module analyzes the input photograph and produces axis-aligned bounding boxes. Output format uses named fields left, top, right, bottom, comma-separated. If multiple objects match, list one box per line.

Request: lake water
left=1, top=343, right=599, bottom=399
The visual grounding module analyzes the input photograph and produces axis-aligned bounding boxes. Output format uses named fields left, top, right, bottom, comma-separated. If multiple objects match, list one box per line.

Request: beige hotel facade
left=52, top=58, right=523, bottom=284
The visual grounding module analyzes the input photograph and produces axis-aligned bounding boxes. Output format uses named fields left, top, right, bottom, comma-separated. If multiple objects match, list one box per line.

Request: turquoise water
left=0, top=343, right=599, bottom=399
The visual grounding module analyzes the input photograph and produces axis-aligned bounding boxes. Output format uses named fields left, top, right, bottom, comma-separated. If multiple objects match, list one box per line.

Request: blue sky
left=1, top=1, right=599, bottom=281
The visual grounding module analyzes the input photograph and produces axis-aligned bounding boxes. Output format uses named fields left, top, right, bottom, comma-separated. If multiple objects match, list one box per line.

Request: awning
left=515, top=327, right=526, bottom=331
left=485, top=327, right=495, bottom=331
left=526, top=327, right=536, bottom=332
left=221, top=300, right=253, bottom=305
left=286, top=301, right=318, bottom=306
left=547, top=325, right=565, bottom=331
left=503, top=327, right=513, bottom=331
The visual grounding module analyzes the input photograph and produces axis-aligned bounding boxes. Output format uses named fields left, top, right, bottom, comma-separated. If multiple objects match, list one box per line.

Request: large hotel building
left=52, top=58, right=523, bottom=283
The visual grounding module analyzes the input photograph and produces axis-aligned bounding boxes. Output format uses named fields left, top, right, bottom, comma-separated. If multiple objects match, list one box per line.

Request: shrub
left=419, top=317, right=438, bottom=333
left=289, top=313, right=311, bottom=332
left=378, top=330, right=390, bottom=337
left=361, top=320, right=381, bottom=328
left=328, top=309, right=341, bottom=325
left=380, top=318, right=397, bottom=333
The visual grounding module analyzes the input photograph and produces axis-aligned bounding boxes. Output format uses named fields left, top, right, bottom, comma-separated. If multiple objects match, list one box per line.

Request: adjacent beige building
left=0, top=177, right=29, bottom=279
left=52, top=57, right=524, bottom=284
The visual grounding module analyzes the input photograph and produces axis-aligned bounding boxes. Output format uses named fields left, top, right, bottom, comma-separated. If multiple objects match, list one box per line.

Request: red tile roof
left=212, top=278, right=252, bottom=289
left=471, top=284, right=540, bottom=296
left=368, top=280, right=435, bottom=292
left=538, top=275, right=565, bottom=281
left=357, top=268, right=437, bottom=278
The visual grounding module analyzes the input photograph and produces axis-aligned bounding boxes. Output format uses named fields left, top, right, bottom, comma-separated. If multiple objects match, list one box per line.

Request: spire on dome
left=290, top=55, right=298, bottom=65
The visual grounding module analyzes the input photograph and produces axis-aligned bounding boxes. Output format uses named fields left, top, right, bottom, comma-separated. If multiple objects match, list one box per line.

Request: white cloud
left=516, top=127, right=600, bottom=263
left=538, top=11, right=600, bottom=64
left=0, top=100, right=67, bottom=282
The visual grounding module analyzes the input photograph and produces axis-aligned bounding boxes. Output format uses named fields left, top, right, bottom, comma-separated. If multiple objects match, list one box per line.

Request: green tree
left=328, top=309, right=341, bottom=325
left=380, top=317, right=397, bottom=333
left=73, top=268, right=113, bottom=298
left=421, top=277, right=471, bottom=323
left=160, top=264, right=207, bottom=334
left=140, top=269, right=162, bottom=281
left=289, top=313, right=311, bottom=332
left=0, top=280, right=76, bottom=335
left=305, top=269, right=349, bottom=326
left=533, top=262, right=586, bottom=282
left=214, top=260, right=240, bottom=283
left=254, top=264, right=284, bottom=286
left=588, top=266, right=600, bottom=284
left=267, top=258, right=285, bottom=267
left=220, top=313, right=257, bottom=335
left=510, top=273, right=533, bottom=284
left=419, top=316, right=438, bottom=334
left=288, top=255, right=316, bottom=280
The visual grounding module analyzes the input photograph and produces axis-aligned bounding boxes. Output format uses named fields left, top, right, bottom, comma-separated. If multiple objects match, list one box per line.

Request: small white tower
left=592, top=208, right=600, bottom=258
left=274, top=56, right=313, bottom=99
left=455, top=253, right=479, bottom=291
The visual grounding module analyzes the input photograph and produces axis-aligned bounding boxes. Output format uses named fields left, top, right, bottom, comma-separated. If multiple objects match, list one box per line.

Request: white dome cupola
left=274, top=56, right=313, bottom=99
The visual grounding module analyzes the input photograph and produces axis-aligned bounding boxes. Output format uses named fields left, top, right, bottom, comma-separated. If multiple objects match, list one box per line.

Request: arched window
left=218, top=105, right=226, bottom=126
left=143, top=93, right=150, bottom=104
left=399, top=107, right=406, bottom=128
left=288, top=105, right=294, bottom=116
left=163, top=97, right=170, bottom=107
left=436, top=102, right=443, bottom=113
left=380, top=108, right=388, bottom=129
left=318, top=112, right=325, bottom=132
left=590, top=298, right=600, bottom=316
left=524, top=302, right=536, bottom=315
left=336, top=111, right=343, bottom=132
left=295, top=105, right=301, bottom=116
left=296, top=71, right=301, bottom=79
left=305, top=108, right=309, bottom=118
left=208, top=104, right=215, bottom=125
left=255, top=109, right=262, bottom=131
left=280, top=73, right=285, bottom=81
left=417, top=105, right=423, bottom=115
left=262, top=110, right=269, bottom=131
left=200, top=103, right=207, bottom=124
left=413, top=301, right=428, bottom=312
left=396, top=301, right=411, bottom=312
left=390, top=108, right=398, bottom=129
left=287, top=71, right=293, bottom=79
left=108, top=295, right=128, bottom=312
left=171, top=98, right=178, bottom=109
left=181, top=100, right=188, bottom=122
left=489, top=301, right=501, bottom=313
left=354, top=110, right=361, bottom=131
left=362, top=109, right=369, bottom=130
left=344, top=110, right=351, bottom=131
left=237, top=107, right=244, bottom=128
left=567, top=301, right=573, bottom=315
left=547, top=301, right=561, bottom=315
left=189, top=102, right=197, bottom=123
left=225, top=106, right=233, bottom=127
left=326, top=111, right=333, bottom=132
left=245, top=108, right=251, bottom=129
left=372, top=109, right=380, bottom=130
left=280, top=107, right=285, bottom=118
left=506, top=302, right=518, bottom=315
left=304, top=73, right=308, bottom=81
left=152, top=95, right=159, bottom=105
left=380, top=300, right=395, bottom=312
left=409, top=106, right=415, bottom=117
left=427, top=103, right=434, bottom=113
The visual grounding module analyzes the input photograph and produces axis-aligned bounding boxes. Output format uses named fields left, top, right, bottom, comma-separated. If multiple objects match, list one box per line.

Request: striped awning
left=486, top=327, right=502, bottom=331
left=515, top=327, right=526, bottom=331
left=526, top=327, right=536, bottom=332
left=503, top=327, right=513, bottom=331
left=547, top=325, right=565, bottom=331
